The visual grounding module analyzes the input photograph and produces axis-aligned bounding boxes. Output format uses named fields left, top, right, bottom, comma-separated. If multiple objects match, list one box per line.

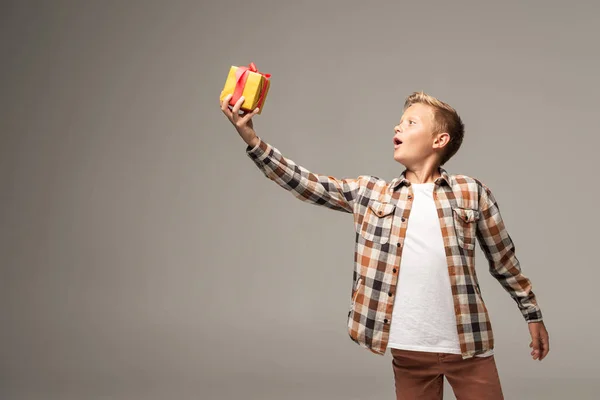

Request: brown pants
left=391, top=348, right=504, bottom=400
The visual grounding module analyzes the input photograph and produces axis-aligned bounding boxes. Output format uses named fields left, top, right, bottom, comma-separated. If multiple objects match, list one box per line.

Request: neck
left=405, top=166, right=441, bottom=184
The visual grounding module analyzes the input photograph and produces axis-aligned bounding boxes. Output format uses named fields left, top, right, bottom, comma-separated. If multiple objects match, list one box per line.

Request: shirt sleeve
left=245, top=137, right=365, bottom=213
left=476, top=182, right=543, bottom=323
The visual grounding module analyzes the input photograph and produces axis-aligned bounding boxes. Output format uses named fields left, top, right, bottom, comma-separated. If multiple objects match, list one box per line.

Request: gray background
left=1, top=0, right=598, bottom=399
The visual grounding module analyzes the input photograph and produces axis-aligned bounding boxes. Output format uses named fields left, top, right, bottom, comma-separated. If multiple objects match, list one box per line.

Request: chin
left=393, top=155, right=406, bottom=165
left=393, top=151, right=404, bottom=164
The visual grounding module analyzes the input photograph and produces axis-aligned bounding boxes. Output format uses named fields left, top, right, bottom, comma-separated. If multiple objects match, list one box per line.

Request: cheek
left=413, top=134, right=431, bottom=149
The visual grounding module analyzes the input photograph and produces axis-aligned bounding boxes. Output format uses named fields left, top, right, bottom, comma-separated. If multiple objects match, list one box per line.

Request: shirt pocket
left=359, top=200, right=396, bottom=244
left=452, top=206, right=480, bottom=250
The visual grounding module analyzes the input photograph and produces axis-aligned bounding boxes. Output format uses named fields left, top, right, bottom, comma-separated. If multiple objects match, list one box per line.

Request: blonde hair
left=403, top=91, right=465, bottom=165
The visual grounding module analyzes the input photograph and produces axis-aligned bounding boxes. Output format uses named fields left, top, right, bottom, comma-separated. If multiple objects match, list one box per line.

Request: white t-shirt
left=387, top=182, right=494, bottom=357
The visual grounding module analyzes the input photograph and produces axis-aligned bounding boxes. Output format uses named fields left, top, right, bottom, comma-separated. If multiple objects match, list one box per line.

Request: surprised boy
left=220, top=90, right=549, bottom=399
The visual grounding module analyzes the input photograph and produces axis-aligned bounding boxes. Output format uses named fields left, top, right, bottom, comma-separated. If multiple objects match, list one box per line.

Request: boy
left=220, top=91, right=549, bottom=399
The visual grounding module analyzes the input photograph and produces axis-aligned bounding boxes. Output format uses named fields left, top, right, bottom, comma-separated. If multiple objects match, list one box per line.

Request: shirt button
left=384, top=319, right=389, bottom=323
left=397, top=242, right=401, bottom=247
left=408, top=195, right=412, bottom=199
left=388, top=291, right=393, bottom=296
left=378, top=211, right=383, bottom=216
left=401, top=217, right=406, bottom=222
left=393, top=268, right=397, bottom=273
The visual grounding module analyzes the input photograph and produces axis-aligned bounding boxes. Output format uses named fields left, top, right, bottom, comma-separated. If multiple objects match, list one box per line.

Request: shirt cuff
left=524, top=307, right=543, bottom=323
left=245, top=136, right=270, bottom=160
left=246, top=136, right=262, bottom=152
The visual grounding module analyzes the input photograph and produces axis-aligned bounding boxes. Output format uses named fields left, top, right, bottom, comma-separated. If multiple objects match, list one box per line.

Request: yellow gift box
left=220, top=62, right=271, bottom=115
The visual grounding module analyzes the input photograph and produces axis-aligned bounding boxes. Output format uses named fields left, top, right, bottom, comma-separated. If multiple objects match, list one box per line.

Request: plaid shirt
left=246, top=137, right=543, bottom=359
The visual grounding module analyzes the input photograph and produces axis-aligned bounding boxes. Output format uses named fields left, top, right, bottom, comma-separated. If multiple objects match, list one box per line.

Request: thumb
left=240, top=107, right=260, bottom=124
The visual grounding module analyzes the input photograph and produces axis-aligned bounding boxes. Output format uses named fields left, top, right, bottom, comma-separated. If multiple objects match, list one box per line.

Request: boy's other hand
left=220, top=93, right=260, bottom=148
left=528, top=321, right=550, bottom=361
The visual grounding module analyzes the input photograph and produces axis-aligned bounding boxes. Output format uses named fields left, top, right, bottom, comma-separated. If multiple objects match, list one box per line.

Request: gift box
left=220, top=62, right=271, bottom=115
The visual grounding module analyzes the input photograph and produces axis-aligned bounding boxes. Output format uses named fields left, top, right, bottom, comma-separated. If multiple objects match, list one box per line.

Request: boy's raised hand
left=220, top=93, right=260, bottom=147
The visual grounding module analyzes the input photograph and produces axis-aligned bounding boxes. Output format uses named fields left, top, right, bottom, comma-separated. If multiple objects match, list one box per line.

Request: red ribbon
left=230, top=62, right=271, bottom=111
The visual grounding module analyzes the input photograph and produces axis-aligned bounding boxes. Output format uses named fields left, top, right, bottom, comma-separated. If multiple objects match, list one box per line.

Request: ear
left=435, top=132, right=451, bottom=149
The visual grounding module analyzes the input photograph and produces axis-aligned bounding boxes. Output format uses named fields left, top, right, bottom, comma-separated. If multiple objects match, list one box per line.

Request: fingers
left=530, top=334, right=550, bottom=361
left=231, top=95, right=245, bottom=122
left=220, top=93, right=233, bottom=119
left=220, top=93, right=257, bottom=126
left=530, top=337, right=541, bottom=360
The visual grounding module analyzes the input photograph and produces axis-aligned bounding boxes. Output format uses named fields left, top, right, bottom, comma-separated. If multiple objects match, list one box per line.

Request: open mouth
left=393, top=137, right=403, bottom=147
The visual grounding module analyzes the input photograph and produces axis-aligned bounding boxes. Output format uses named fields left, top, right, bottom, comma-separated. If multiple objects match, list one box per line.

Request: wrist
left=247, top=135, right=259, bottom=148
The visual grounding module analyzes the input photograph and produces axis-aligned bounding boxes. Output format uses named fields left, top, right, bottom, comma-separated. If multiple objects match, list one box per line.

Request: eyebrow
left=399, top=115, right=420, bottom=123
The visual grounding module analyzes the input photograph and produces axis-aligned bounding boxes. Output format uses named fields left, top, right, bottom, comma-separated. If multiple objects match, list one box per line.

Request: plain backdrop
left=1, top=1, right=599, bottom=399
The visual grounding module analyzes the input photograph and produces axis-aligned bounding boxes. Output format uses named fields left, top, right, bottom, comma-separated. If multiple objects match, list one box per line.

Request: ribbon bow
left=230, top=62, right=271, bottom=111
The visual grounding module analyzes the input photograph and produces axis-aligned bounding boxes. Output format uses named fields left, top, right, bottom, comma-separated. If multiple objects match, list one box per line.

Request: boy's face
left=392, top=103, right=445, bottom=166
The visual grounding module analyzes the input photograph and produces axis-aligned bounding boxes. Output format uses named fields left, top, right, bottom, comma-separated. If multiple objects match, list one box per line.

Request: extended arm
left=246, top=137, right=365, bottom=213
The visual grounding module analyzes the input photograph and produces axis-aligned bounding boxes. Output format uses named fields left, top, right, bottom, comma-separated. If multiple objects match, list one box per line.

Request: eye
left=409, top=120, right=416, bottom=124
